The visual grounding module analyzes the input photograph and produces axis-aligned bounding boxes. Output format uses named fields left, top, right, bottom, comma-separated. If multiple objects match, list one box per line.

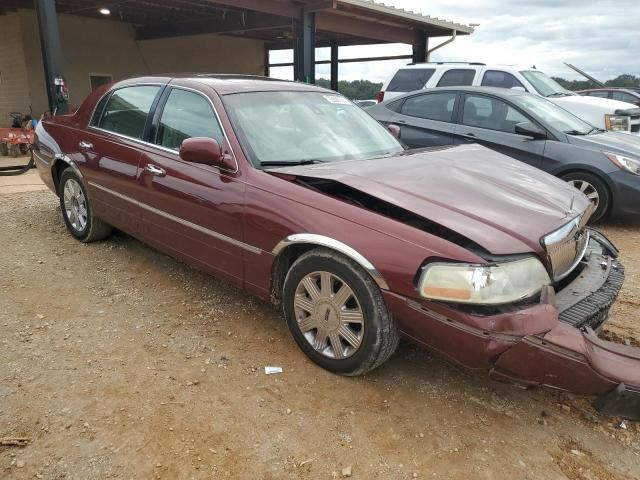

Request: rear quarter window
left=387, top=69, right=435, bottom=92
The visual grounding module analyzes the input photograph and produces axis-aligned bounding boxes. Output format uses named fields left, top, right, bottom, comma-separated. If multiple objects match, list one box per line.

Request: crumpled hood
left=552, top=94, right=638, bottom=113
left=269, top=144, right=591, bottom=255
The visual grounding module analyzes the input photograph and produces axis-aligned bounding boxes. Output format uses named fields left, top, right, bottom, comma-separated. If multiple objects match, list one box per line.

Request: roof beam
left=315, top=10, right=416, bottom=44
left=202, top=0, right=300, bottom=18
left=136, top=12, right=291, bottom=40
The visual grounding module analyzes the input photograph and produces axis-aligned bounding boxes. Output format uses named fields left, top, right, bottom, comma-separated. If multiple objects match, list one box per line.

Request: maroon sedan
left=33, top=75, right=640, bottom=418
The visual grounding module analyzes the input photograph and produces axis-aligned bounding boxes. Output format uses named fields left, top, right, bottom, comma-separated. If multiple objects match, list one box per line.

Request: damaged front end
left=391, top=232, right=640, bottom=419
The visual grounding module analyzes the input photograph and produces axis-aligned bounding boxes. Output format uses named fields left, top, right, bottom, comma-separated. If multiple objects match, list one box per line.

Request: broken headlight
left=418, top=257, right=551, bottom=305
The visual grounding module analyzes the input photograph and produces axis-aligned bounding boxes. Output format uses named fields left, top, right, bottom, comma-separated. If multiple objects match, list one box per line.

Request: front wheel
left=58, top=168, right=113, bottom=242
left=561, top=171, right=610, bottom=223
left=282, top=248, right=399, bottom=376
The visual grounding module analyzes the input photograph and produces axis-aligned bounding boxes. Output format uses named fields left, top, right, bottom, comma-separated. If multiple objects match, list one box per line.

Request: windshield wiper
left=563, top=129, right=589, bottom=136
left=547, top=92, right=570, bottom=98
left=260, top=159, right=323, bottom=167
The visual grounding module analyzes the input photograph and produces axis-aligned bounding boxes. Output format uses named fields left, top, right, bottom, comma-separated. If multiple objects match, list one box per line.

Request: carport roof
left=0, top=0, right=474, bottom=46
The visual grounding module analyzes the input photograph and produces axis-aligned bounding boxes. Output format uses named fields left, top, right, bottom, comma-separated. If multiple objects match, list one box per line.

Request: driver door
left=453, top=93, right=547, bottom=168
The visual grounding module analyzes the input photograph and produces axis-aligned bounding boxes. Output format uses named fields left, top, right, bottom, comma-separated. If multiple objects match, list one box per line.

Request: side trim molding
left=87, top=181, right=262, bottom=255
left=272, top=233, right=390, bottom=290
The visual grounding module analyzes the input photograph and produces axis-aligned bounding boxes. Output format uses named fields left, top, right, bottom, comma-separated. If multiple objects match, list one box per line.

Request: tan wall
left=0, top=12, right=31, bottom=127
left=1, top=9, right=264, bottom=123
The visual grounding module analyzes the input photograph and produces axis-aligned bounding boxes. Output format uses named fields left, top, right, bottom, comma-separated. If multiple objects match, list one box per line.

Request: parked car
left=368, top=86, right=640, bottom=222
left=377, top=63, right=640, bottom=135
left=578, top=88, right=640, bottom=107
left=33, top=75, right=640, bottom=418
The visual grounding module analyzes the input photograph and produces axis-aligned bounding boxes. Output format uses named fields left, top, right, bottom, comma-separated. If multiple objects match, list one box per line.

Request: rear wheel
left=561, top=171, right=610, bottom=223
left=282, top=248, right=399, bottom=376
left=58, top=168, right=112, bottom=242
left=0, top=143, right=8, bottom=156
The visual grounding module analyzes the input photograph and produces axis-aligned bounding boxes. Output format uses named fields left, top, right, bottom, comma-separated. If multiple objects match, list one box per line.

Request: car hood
left=552, top=94, right=638, bottom=113
left=268, top=144, right=591, bottom=255
left=567, top=130, right=640, bottom=158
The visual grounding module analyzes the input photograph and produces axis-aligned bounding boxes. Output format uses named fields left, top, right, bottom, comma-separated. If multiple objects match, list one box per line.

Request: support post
left=330, top=40, right=338, bottom=91
left=412, top=31, right=428, bottom=64
left=35, top=0, right=67, bottom=115
left=263, top=45, right=270, bottom=77
left=293, top=12, right=315, bottom=83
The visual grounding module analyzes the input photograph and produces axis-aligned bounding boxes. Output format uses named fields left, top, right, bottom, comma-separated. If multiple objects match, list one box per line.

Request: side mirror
left=514, top=121, right=547, bottom=140
left=179, top=137, right=235, bottom=170
left=387, top=124, right=401, bottom=139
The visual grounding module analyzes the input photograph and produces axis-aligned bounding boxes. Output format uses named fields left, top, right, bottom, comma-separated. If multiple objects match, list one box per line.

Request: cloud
left=271, top=0, right=640, bottom=84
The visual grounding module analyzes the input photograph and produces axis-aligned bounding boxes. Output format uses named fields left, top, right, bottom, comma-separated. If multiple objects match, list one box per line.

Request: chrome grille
left=542, top=210, right=591, bottom=281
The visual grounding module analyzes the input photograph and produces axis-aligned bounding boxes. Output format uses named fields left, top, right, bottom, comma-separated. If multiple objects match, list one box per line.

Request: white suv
left=378, top=63, right=640, bottom=135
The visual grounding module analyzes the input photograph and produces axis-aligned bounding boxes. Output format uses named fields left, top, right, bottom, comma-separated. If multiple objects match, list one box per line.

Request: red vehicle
left=33, top=75, right=640, bottom=418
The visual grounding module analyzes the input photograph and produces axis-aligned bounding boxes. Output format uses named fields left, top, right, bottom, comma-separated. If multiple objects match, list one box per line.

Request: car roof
left=113, top=74, right=331, bottom=95
left=385, top=86, right=530, bottom=100
left=394, top=63, right=532, bottom=71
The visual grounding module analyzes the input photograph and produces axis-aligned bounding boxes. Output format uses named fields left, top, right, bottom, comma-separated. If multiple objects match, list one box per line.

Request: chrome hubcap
left=568, top=179, right=600, bottom=210
left=63, top=179, right=88, bottom=232
left=294, top=271, right=364, bottom=359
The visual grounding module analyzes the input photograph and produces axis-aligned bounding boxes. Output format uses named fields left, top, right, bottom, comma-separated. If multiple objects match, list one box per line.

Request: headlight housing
left=605, top=152, right=640, bottom=175
left=604, top=114, right=630, bottom=132
left=418, top=257, right=551, bottom=305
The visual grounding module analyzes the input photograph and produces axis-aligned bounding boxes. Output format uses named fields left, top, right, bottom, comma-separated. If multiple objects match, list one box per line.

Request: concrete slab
left=0, top=156, right=47, bottom=194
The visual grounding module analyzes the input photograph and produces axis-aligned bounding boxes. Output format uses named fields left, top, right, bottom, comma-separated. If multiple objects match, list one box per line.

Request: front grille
left=542, top=210, right=591, bottom=281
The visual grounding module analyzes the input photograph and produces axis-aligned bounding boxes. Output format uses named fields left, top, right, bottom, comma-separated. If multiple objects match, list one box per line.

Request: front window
left=156, top=89, right=224, bottom=151
left=514, top=94, right=594, bottom=135
left=223, top=91, right=403, bottom=167
left=520, top=70, right=574, bottom=98
left=462, top=95, right=529, bottom=134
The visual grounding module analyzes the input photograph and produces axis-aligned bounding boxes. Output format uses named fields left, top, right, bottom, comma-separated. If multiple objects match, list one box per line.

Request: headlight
left=605, top=152, right=640, bottom=175
left=418, top=257, right=551, bottom=305
left=604, top=114, right=630, bottom=132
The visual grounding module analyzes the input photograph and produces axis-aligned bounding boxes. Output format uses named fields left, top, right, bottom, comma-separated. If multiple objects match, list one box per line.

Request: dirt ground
left=1, top=184, right=640, bottom=479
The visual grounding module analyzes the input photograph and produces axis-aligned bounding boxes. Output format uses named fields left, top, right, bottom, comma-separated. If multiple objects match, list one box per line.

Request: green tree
left=553, top=74, right=640, bottom=91
left=316, top=78, right=382, bottom=100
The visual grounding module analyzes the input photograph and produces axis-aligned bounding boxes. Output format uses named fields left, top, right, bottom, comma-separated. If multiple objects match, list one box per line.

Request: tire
left=58, top=168, right=113, bottom=242
left=0, top=143, right=8, bottom=156
left=8, top=144, right=20, bottom=158
left=561, top=171, right=610, bottom=223
left=282, top=248, right=399, bottom=376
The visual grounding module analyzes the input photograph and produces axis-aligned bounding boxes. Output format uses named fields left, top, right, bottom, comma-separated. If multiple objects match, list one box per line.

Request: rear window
left=400, top=92, right=457, bottom=122
left=481, top=70, right=525, bottom=89
left=387, top=68, right=435, bottom=92
left=97, top=85, right=160, bottom=139
left=437, top=69, right=476, bottom=87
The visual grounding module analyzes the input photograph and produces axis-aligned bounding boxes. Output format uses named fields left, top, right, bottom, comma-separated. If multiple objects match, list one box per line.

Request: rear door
left=78, top=84, right=163, bottom=235
left=135, top=85, right=246, bottom=286
left=453, top=93, right=547, bottom=168
left=392, top=91, right=459, bottom=147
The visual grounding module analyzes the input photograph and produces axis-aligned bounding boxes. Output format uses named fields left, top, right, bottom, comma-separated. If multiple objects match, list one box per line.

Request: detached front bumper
left=387, top=233, right=640, bottom=419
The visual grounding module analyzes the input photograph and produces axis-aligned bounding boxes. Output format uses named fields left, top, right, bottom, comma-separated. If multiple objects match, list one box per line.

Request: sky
left=270, top=0, right=640, bottom=84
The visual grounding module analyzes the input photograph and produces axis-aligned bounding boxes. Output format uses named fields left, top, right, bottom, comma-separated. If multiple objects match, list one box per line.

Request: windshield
left=222, top=91, right=403, bottom=167
left=514, top=94, right=594, bottom=135
left=520, top=70, right=574, bottom=98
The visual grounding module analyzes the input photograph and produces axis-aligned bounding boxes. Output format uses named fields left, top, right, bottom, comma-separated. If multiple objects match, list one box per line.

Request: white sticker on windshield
left=324, top=95, right=351, bottom=105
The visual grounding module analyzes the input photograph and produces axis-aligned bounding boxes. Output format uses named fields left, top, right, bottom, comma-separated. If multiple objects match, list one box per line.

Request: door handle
left=395, top=120, right=408, bottom=125
left=144, top=164, right=166, bottom=177
left=78, top=140, right=93, bottom=150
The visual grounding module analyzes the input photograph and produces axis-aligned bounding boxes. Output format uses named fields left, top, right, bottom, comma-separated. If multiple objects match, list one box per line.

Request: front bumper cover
left=389, top=232, right=640, bottom=419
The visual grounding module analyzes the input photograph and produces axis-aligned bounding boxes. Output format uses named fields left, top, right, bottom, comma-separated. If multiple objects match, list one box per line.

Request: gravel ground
left=1, top=190, right=640, bottom=480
